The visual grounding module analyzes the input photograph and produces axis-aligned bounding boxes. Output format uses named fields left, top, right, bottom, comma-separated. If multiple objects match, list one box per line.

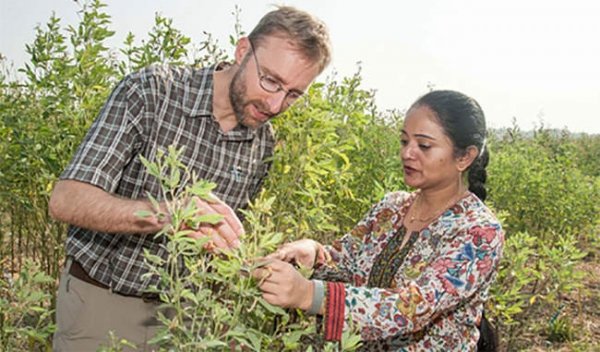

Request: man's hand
left=252, top=259, right=314, bottom=311
left=186, top=194, right=244, bottom=251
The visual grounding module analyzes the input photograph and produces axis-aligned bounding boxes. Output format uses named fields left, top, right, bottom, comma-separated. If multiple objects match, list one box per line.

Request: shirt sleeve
left=323, top=221, right=504, bottom=341
left=311, top=195, right=394, bottom=283
left=60, top=73, right=146, bottom=193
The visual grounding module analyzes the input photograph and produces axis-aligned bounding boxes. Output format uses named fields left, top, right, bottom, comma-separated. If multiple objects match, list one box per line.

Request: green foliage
left=0, top=259, right=55, bottom=351
left=572, top=133, right=600, bottom=178
left=265, top=68, right=405, bottom=243
left=546, top=305, right=575, bottom=343
left=490, top=231, right=539, bottom=325
left=0, top=0, right=118, bottom=278
left=97, top=331, right=138, bottom=352
left=1, top=0, right=599, bottom=350
left=488, top=132, right=599, bottom=239
left=134, top=146, right=360, bottom=351
left=486, top=127, right=599, bottom=348
left=119, top=14, right=191, bottom=74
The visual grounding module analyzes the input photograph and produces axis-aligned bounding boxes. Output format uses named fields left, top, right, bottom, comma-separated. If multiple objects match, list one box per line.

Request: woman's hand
left=253, top=259, right=314, bottom=310
left=267, top=239, right=324, bottom=268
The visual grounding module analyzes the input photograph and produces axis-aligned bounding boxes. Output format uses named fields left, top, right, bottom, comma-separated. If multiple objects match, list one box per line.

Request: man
left=49, top=6, right=331, bottom=351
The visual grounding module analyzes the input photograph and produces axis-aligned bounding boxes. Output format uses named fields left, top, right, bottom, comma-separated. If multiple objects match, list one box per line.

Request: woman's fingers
left=253, top=260, right=314, bottom=310
left=267, top=247, right=293, bottom=262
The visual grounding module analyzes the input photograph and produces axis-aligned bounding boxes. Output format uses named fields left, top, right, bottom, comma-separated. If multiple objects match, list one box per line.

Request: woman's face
left=400, top=105, right=463, bottom=191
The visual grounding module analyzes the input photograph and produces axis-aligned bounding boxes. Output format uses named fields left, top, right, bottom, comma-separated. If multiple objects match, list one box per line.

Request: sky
left=1, top=0, right=600, bottom=133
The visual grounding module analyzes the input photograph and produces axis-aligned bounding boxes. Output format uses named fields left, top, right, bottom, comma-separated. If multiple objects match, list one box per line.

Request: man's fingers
left=204, top=200, right=244, bottom=236
left=199, top=216, right=239, bottom=249
left=204, top=193, right=244, bottom=233
left=213, top=220, right=241, bottom=248
left=187, top=227, right=228, bottom=251
left=193, top=197, right=242, bottom=249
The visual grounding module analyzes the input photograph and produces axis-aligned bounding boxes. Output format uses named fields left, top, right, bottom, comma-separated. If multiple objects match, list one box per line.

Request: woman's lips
left=403, top=165, right=418, bottom=174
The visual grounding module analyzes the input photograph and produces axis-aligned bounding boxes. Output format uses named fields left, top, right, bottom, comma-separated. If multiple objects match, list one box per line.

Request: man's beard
left=229, top=67, right=247, bottom=125
left=228, top=61, right=276, bottom=129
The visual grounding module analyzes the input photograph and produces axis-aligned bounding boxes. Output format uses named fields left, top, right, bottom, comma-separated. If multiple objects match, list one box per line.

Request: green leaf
left=200, top=340, right=228, bottom=348
left=258, top=298, right=286, bottom=315
left=197, top=213, right=223, bottom=225
left=147, top=330, right=172, bottom=345
left=134, top=210, right=154, bottom=218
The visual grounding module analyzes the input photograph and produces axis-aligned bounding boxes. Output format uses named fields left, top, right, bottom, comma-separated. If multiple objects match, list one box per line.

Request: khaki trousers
left=53, top=259, right=163, bottom=352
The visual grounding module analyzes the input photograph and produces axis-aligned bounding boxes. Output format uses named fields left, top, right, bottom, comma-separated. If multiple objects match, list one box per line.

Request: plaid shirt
left=61, top=64, right=275, bottom=296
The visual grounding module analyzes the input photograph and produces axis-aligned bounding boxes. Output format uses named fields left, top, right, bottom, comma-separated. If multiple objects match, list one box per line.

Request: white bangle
left=307, top=280, right=324, bottom=315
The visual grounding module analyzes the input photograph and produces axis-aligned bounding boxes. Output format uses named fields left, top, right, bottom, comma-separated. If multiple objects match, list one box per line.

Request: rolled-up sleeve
left=61, top=74, right=145, bottom=192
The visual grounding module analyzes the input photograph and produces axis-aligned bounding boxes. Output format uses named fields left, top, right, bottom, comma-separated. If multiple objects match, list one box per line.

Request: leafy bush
left=131, top=146, right=360, bottom=351
left=265, top=69, right=405, bottom=244
left=0, top=259, right=55, bottom=351
left=486, top=126, right=599, bottom=348
left=488, top=130, right=599, bottom=239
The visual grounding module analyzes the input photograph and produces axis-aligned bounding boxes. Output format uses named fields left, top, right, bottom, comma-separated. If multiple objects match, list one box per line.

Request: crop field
left=1, top=1, right=599, bottom=350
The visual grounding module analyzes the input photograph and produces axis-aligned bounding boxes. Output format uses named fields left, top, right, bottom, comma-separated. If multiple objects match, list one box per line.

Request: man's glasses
left=248, top=40, right=304, bottom=108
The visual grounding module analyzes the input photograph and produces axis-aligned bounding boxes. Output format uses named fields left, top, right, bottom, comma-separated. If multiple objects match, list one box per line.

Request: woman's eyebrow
left=401, top=130, right=436, bottom=141
left=414, top=133, right=436, bottom=140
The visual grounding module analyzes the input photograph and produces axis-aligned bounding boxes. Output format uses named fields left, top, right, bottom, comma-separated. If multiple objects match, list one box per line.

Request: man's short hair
left=249, top=6, right=331, bottom=74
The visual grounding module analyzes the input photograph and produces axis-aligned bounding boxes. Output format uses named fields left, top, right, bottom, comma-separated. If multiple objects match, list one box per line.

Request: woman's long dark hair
left=411, top=90, right=497, bottom=351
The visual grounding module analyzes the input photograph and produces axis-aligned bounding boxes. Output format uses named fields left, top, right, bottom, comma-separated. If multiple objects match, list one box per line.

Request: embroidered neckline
left=367, top=226, right=420, bottom=288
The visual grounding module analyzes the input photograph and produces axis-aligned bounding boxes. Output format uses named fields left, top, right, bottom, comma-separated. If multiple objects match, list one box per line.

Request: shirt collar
left=183, top=63, right=259, bottom=141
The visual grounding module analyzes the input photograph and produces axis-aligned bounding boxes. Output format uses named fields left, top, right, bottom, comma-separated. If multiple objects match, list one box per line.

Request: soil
left=512, top=249, right=600, bottom=351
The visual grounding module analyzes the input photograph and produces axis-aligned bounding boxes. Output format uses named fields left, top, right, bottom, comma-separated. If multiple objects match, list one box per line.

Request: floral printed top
left=312, top=191, right=504, bottom=351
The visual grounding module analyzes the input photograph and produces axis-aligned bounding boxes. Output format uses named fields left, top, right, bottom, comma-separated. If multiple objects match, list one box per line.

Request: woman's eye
left=419, top=144, right=431, bottom=150
left=400, top=140, right=408, bottom=146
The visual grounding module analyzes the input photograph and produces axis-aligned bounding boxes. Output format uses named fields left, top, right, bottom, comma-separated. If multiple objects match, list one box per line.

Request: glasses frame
left=248, top=40, right=304, bottom=108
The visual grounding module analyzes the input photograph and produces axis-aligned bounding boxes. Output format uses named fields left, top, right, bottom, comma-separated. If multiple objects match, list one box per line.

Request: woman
left=255, top=90, right=504, bottom=351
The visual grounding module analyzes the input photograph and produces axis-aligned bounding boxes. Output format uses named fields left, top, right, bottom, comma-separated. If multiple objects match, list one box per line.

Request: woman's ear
left=234, top=37, right=251, bottom=65
left=456, top=146, right=479, bottom=172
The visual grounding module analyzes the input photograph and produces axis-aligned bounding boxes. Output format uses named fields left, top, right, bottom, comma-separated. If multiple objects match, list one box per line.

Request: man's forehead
left=253, top=37, right=319, bottom=87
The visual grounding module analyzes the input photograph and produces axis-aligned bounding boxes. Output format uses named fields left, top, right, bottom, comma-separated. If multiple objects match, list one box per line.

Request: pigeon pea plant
left=133, top=145, right=360, bottom=351
left=0, top=259, right=55, bottom=351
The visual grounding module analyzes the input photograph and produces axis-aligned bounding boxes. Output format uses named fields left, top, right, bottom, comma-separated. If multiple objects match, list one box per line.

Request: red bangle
left=324, top=282, right=345, bottom=341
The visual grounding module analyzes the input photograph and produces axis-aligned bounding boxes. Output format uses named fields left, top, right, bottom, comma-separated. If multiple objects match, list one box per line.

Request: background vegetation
left=1, top=1, right=599, bottom=350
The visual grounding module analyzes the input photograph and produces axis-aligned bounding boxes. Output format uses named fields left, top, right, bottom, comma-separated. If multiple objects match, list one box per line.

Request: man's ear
left=457, top=145, right=479, bottom=172
left=234, top=37, right=251, bottom=65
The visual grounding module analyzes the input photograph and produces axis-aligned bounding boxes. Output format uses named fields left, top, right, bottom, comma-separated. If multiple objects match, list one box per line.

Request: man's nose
left=265, top=91, right=287, bottom=114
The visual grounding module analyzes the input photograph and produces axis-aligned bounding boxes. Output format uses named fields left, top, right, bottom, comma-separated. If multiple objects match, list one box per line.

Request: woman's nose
left=401, top=144, right=414, bottom=160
